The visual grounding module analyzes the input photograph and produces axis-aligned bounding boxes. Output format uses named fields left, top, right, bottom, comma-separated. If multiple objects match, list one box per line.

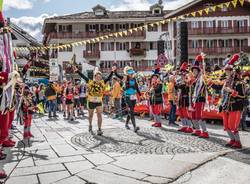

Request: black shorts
left=87, top=101, right=102, bottom=110
left=66, top=99, right=73, bottom=105
left=57, top=96, right=62, bottom=104
left=74, top=98, right=80, bottom=107
left=80, top=97, right=87, bottom=107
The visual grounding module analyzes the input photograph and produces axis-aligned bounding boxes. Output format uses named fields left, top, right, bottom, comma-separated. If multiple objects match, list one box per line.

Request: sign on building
left=49, top=59, right=59, bottom=82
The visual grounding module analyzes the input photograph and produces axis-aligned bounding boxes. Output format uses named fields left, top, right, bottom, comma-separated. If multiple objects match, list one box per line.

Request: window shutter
left=95, top=24, right=99, bottom=32
left=86, top=24, right=89, bottom=32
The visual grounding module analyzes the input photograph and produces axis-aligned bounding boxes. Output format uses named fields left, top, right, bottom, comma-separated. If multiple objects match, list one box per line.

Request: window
left=116, top=42, right=129, bottom=51
left=58, top=25, right=72, bottom=32
left=95, top=9, right=104, bottom=16
left=119, top=24, right=126, bottom=30
left=191, top=21, right=199, bottom=28
left=221, top=20, right=228, bottom=28
left=148, top=23, right=158, bottom=32
left=149, top=42, right=157, bottom=50
left=238, top=20, right=245, bottom=27
left=220, top=40, right=229, bottom=47
left=206, top=21, right=214, bottom=28
left=101, top=42, right=114, bottom=51
left=191, top=40, right=199, bottom=48
left=154, top=9, right=160, bottom=14
left=205, top=40, right=214, bottom=48
left=89, top=25, right=96, bottom=32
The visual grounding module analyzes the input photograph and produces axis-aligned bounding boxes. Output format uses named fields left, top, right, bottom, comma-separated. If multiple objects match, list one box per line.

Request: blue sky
left=3, top=0, right=191, bottom=41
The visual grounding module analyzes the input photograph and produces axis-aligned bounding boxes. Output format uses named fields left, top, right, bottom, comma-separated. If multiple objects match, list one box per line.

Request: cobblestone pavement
left=1, top=113, right=250, bottom=184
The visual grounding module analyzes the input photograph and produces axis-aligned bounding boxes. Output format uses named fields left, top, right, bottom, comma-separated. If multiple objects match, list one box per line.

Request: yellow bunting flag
left=156, top=21, right=160, bottom=26
left=239, top=0, right=244, bottom=6
left=211, top=6, right=216, bottom=12
left=104, top=35, right=109, bottom=39
left=231, top=0, right=238, bottom=8
left=138, top=26, right=143, bottom=31
left=118, top=32, right=123, bottom=37
left=191, top=12, right=196, bottom=17
left=123, top=30, right=128, bottom=35
left=204, top=8, right=210, bottom=14
left=128, top=29, right=133, bottom=33
left=217, top=4, right=224, bottom=9
left=198, top=10, right=203, bottom=16
left=114, top=33, right=118, bottom=37
left=225, top=2, right=231, bottom=8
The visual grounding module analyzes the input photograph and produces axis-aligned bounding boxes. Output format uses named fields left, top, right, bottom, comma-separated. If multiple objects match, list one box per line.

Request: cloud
left=110, top=0, right=194, bottom=11
left=11, top=14, right=57, bottom=41
left=4, top=0, right=33, bottom=10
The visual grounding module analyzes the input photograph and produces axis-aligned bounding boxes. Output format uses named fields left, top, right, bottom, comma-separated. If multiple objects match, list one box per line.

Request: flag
left=0, top=0, right=3, bottom=11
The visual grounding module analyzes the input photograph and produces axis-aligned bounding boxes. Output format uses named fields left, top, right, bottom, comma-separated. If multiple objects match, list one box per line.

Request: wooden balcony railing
left=130, top=48, right=146, bottom=57
left=188, top=46, right=250, bottom=55
left=189, top=27, right=250, bottom=35
left=83, top=50, right=100, bottom=58
left=47, top=30, right=146, bottom=41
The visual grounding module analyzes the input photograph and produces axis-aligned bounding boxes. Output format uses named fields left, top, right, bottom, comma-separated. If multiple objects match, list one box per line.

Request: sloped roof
left=9, top=21, right=41, bottom=46
left=45, top=10, right=172, bottom=21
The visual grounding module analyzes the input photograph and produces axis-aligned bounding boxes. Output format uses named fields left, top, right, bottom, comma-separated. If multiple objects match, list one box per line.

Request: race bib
left=130, top=95, right=137, bottom=101
left=89, top=96, right=102, bottom=103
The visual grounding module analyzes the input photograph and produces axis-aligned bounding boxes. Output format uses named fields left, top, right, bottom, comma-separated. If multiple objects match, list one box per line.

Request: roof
left=164, top=0, right=201, bottom=18
left=9, top=20, right=42, bottom=46
left=45, top=10, right=172, bottom=21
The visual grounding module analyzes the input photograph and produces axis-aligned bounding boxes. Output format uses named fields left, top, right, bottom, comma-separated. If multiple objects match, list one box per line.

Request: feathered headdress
left=224, top=54, right=239, bottom=71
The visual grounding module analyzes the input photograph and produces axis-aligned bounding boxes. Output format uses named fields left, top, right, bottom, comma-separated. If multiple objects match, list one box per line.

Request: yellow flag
left=198, top=10, right=203, bottom=16
left=114, top=33, right=118, bottom=37
left=104, top=35, right=109, bottom=39
left=123, top=30, right=128, bottom=35
left=138, top=26, right=143, bottom=31
left=225, top=2, right=231, bottom=8
left=204, top=8, right=210, bottom=14
left=118, top=32, right=123, bottom=37
left=191, top=12, right=196, bottom=17
left=231, top=0, right=238, bottom=8
left=156, top=22, right=160, bottom=26
left=128, top=29, right=133, bottom=33
left=211, top=6, right=216, bottom=12
left=217, top=4, right=224, bottom=9
left=239, top=0, right=244, bottom=6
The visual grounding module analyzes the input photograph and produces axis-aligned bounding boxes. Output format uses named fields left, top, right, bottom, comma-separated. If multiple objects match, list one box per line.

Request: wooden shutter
left=86, top=24, right=89, bottom=32
left=95, top=24, right=99, bottom=32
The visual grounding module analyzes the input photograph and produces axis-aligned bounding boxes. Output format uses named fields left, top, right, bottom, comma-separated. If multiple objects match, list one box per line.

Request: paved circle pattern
left=71, top=128, right=228, bottom=155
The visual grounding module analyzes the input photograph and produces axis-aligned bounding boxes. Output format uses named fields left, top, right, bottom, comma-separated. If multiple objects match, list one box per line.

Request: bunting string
left=11, top=0, right=248, bottom=52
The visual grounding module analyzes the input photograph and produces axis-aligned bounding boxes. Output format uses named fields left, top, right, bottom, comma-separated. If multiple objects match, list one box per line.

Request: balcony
left=130, top=48, right=146, bottom=57
left=126, top=30, right=146, bottom=38
left=189, top=27, right=250, bottom=35
left=188, top=46, right=250, bottom=55
left=48, top=32, right=100, bottom=40
left=83, top=50, right=100, bottom=58
left=47, top=30, right=146, bottom=41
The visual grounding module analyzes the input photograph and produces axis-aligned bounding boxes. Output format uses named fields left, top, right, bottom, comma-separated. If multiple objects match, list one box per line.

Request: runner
left=114, top=66, right=141, bottom=132
left=65, top=81, right=74, bottom=121
left=73, top=81, right=81, bottom=118
left=73, top=66, right=114, bottom=135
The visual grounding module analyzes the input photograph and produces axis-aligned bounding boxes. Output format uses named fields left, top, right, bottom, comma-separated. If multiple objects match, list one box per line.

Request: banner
left=0, top=0, right=3, bottom=11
